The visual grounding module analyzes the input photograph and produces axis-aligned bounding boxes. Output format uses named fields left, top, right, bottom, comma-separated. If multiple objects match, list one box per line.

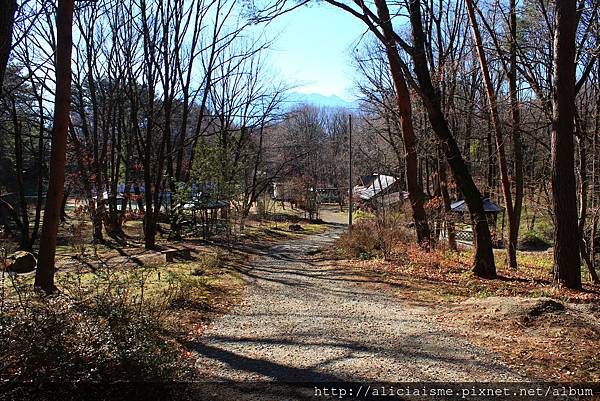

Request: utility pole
left=348, top=114, right=353, bottom=233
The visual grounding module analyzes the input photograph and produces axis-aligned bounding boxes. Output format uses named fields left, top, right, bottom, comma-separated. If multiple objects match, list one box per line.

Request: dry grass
left=330, top=220, right=600, bottom=381
left=332, top=243, right=600, bottom=304
left=439, top=297, right=600, bottom=381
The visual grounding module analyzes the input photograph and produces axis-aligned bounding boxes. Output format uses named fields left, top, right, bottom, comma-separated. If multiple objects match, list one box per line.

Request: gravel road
left=190, top=226, right=525, bottom=383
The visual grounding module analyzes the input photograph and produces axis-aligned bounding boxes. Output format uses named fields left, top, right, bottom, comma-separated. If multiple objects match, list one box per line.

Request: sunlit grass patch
left=242, top=222, right=328, bottom=242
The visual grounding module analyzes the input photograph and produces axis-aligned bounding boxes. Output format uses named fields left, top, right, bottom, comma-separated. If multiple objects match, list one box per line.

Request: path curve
left=190, top=227, right=524, bottom=383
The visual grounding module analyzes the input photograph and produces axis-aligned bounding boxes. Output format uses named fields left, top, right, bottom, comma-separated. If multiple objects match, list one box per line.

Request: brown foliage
left=338, top=216, right=412, bottom=261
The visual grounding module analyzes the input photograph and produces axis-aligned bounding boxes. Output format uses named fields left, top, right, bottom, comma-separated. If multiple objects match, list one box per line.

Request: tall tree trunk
left=134, top=182, right=145, bottom=212
left=551, top=0, right=582, bottom=289
left=576, top=123, right=599, bottom=283
left=91, top=200, right=104, bottom=242
left=35, top=0, right=74, bottom=293
left=374, top=0, right=431, bottom=247
left=31, top=92, right=46, bottom=247
left=508, top=0, right=524, bottom=271
left=10, top=97, right=31, bottom=250
left=465, top=0, right=516, bottom=268
left=464, top=78, right=476, bottom=173
left=408, top=0, right=496, bottom=277
left=143, top=165, right=156, bottom=249
left=439, top=146, right=457, bottom=251
left=591, top=64, right=600, bottom=280
left=118, top=134, right=133, bottom=229
left=0, top=0, right=17, bottom=92
left=486, top=115, right=495, bottom=196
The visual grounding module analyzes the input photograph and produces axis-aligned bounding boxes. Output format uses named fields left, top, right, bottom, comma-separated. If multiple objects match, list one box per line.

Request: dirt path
left=190, top=226, right=526, bottom=382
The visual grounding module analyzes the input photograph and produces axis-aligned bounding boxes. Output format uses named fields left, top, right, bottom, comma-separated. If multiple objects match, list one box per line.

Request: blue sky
left=264, top=3, right=371, bottom=101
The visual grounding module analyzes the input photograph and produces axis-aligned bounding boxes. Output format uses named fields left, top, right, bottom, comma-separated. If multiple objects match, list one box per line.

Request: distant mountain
left=284, top=92, right=359, bottom=110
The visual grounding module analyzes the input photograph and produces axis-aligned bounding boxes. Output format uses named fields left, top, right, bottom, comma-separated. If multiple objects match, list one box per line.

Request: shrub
left=339, top=214, right=412, bottom=260
left=165, top=273, right=201, bottom=309
left=519, top=230, right=552, bottom=250
left=351, top=210, right=374, bottom=221
left=0, top=272, right=193, bottom=383
left=190, top=252, right=223, bottom=277
left=200, top=252, right=222, bottom=270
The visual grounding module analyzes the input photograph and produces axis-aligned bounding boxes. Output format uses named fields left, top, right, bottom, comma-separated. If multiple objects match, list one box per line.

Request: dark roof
left=360, top=175, right=378, bottom=187
left=450, top=199, right=504, bottom=213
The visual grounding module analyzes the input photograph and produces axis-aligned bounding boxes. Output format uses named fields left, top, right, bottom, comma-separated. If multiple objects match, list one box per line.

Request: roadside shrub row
left=0, top=258, right=231, bottom=383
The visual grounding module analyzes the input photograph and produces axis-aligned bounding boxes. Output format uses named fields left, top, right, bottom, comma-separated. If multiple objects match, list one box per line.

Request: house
left=352, top=174, right=407, bottom=210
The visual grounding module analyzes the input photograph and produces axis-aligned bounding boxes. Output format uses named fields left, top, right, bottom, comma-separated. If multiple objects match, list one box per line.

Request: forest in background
left=0, top=0, right=599, bottom=289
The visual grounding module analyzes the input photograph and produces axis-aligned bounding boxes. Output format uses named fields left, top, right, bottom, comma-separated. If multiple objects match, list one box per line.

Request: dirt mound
left=445, top=296, right=600, bottom=380
left=571, top=301, right=600, bottom=320
left=453, top=296, right=597, bottom=329
left=527, top=298, right=565, bottom=316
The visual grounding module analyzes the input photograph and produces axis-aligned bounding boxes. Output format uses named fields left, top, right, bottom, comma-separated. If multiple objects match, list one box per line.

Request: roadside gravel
left=190, top=226, right=526, bottom=382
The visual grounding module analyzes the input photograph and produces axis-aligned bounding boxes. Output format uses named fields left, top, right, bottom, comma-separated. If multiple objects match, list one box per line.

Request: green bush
left=352, top=210, right=374, bottom=221
left=190, top=252, right=223, bottom=277
left=519, top=230, right=552, bottom=250
left=200, top=252, right=223, bottom=270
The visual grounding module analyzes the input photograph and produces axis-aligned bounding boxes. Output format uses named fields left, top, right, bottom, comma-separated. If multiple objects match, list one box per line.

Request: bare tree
left=465, top=0, right=517, bottom=268
left=35, top=0, right=74, bottom=293
left=307, top=0, right=497, bottom=275
left=406, top=0, right=496, bottom=276
left=0, top=0, right=17, bottom=91
left=551, top=0, right=581, bottom=289
left=372, top=0, right=431, bottom=247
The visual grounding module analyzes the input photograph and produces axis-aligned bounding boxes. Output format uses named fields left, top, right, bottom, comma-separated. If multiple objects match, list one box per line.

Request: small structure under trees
left=449, top=199, right=505, bottom=246
left=181, top=199, right=229, bottom=240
